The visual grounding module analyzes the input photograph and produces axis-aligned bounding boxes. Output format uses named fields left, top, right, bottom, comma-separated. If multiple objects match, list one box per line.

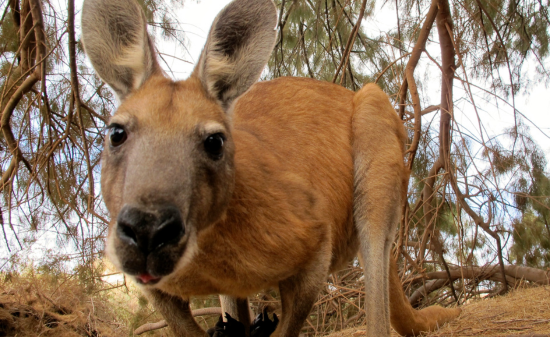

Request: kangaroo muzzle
left=114, top=204, right=186, bottom=284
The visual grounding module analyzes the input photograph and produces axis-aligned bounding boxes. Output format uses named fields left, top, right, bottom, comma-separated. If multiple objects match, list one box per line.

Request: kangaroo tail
left=389, top=257, right=461, bottom=336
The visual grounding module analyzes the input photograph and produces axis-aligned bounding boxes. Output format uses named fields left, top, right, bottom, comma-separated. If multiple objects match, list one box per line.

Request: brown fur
left=169, top=78, right=357, bottom=297
left=82, top=0, right=460, bottom=336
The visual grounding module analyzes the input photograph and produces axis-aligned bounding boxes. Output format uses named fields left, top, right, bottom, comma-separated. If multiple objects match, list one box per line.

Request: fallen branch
left=134, top=307, right=222, bottom=335
left=408, top=264, right=550, bottom=305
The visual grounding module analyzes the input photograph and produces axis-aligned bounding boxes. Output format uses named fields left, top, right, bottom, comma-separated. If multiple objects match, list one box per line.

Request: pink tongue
left=137, top=273, right=158, bottom=284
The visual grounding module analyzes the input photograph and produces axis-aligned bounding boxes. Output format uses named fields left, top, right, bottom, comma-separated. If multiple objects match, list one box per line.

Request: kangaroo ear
left=193, top=0, right=277, bottom=109
left=81, top=0, right=160, bottom=100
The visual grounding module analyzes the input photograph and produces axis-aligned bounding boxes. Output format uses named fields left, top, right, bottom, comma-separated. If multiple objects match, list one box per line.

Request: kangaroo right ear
left=81, top=0, right=159, bottom=100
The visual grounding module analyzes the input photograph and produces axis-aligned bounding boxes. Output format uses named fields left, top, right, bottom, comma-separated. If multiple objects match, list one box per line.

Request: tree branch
left=68, top=0, right=95, bottom=212
left=134, top=307, right=223, bottom=335
left=332, top=0, right=367, bottom=84
left=398, top=0, right=439, bottom=119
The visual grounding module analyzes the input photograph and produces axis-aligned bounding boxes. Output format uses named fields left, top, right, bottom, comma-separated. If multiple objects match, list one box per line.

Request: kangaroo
left=81, top=0, right=460, bottom=336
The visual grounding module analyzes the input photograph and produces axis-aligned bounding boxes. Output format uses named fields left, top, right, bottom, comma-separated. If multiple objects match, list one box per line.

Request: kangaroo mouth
left=106, top=213, right=199, bottom=288
left=136, top=272, right=162, bottom=285
left=114, top=237, right=189, bottom=283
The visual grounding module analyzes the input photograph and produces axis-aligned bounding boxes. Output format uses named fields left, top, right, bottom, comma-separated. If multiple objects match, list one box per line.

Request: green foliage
left=267, top=0, right=380, bottom=90
left=137, top=0, right=186, bottom=42
left=455, top=0, right=550, bottom=93
left=267, top=0, right=550, bottom=98
left=511, top=210, right=550, bottom=267
left=0, top=14, right=18, bottom=55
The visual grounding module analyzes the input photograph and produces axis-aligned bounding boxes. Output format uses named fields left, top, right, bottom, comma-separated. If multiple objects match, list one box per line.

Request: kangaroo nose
left=116, top=205, right=185, bottom=253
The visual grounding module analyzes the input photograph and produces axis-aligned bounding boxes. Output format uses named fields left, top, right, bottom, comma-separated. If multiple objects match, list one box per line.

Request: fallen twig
left=134, top=307, right=222, bottom=335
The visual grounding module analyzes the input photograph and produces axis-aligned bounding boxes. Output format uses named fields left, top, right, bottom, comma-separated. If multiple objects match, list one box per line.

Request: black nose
left=116, top=205, right=185, bottom=254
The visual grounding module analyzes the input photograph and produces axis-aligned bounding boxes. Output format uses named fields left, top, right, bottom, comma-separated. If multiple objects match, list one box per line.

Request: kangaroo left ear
left=193, top=0, right=278, bottom=110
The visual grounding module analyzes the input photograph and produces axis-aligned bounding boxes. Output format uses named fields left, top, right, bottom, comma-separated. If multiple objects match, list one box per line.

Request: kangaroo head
left=82, top=0, right=277, bottom=285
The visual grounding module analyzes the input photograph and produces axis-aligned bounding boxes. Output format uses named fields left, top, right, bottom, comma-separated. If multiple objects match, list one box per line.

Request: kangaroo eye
left=110, top=125, right=127, bottom=147
left=204, top=133, right=225, bottom=160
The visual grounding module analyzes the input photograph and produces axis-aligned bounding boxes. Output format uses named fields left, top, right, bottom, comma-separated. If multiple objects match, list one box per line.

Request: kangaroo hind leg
left=352, top=83, right=407, bottom=337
